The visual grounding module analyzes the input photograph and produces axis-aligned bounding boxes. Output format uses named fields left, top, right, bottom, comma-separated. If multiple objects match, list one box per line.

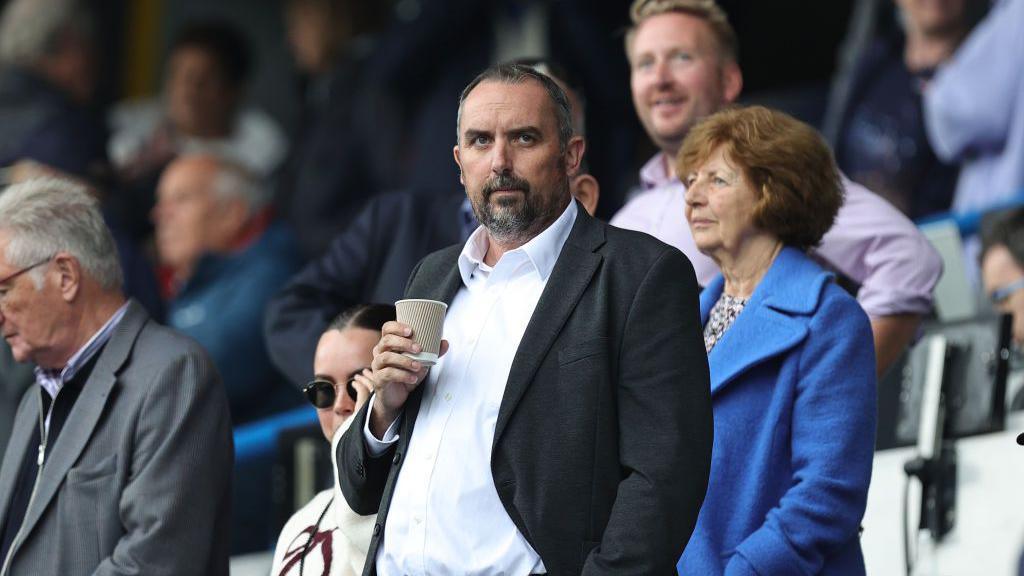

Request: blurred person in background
left=109, top=20, right=287, bottom=240
left=271, top=304, right=394, bottom=576
left=611, top=0, right=942, bottom=377
left=924, top=0, right=1024, bottom=214
left=278, top=0, right=400, bottom=259
left=829, top=0, right=981, bottom=219
left=677, top=105, right=876, bottom=575
left=981, top=208, right=1024, bottom=348
left=154, top=153, right=300, bottom=423
left=0, top=0, right=107, bottom=182
left=978, top=207, right=1024, bottom=409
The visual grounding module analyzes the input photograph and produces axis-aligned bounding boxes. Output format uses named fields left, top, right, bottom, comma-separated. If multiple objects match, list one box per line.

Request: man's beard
left=471, top=173, right=567, bottom=245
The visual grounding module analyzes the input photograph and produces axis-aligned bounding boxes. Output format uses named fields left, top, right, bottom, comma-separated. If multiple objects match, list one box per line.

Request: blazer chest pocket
left=558, top=337, right=609, bottom=366
left=59, top=454, right=120, bottom=565
left=67, top=453, right=117, bottom=484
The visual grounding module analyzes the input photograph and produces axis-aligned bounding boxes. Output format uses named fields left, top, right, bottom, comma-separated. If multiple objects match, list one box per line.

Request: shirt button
left=444, top=392, right=452, bottom=402
left=373, top=523, right=381, bottom=535
left=413, top=516, right=422, bottom=525
left=392, top=452, right=402, bottom=465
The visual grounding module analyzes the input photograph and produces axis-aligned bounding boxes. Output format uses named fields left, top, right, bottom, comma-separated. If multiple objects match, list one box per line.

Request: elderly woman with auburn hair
left=676, top=106, right=876, bottom=575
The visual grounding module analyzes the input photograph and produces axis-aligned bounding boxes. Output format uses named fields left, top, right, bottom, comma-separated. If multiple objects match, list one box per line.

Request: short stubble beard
left=471, top=171, right=569, bottom=247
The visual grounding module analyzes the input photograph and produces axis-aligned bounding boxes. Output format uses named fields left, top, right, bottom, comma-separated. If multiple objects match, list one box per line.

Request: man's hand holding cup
left=368, top=300, right=448, bottom=437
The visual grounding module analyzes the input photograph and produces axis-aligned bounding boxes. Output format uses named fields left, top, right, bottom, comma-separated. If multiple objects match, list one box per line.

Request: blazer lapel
left=409, top=250, right=463, bottom=305
left=493, top=207, right=604, bottom=449
left=17, top=302, right=147, bottom=542
left=0, top=391, right=39, bottom=524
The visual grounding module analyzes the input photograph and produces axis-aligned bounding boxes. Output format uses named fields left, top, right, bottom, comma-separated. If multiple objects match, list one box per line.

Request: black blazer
left=338, top=205, right=713, bottom=575
left=264, top=191, right=465, bottom=386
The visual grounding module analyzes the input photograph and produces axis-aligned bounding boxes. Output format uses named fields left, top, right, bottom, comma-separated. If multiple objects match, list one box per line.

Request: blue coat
left=679, top=246, right=876, bottom=575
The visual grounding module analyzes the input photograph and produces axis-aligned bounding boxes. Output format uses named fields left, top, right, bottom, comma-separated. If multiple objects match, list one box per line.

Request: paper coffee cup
left=395, top=299, right=447, bottom=366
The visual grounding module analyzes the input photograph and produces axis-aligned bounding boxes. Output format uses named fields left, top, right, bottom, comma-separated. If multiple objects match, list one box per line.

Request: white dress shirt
left=364, top=200, right=578, bottom=575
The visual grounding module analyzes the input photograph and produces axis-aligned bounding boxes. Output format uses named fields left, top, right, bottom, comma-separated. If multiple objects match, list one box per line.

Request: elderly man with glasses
left=0, top=177, right=233, bottom=575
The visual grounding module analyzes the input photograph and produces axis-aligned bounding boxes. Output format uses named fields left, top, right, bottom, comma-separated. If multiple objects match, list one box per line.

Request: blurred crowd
left=1, top=0, right=1023, bottom=568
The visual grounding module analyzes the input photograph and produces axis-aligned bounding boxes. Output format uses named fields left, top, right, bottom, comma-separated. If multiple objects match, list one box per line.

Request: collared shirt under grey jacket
left=0, top=300, right=233, bottom=575
left=338, top=205, right=714, bottom=575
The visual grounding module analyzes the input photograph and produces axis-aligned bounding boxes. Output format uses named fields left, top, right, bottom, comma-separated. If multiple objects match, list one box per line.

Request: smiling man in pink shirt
left=612, top=0, right=942, bottom=376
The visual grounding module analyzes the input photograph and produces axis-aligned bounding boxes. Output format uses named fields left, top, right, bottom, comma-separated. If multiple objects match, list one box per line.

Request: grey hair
left=0, top=0, right=92, bottom=66
left=179, top=152, right=273, bottom=215
left=0, top=177, right=122, bottom=290
left=456, top=63, right=575, bottom=152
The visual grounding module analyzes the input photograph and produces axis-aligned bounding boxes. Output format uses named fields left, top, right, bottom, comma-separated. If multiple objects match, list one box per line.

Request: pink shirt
left=611, top=153, right=942, bottom=318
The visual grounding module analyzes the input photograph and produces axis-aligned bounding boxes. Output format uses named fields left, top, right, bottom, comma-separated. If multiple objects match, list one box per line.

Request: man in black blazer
left=338, top=63, right=711, bottom=575
left=264, top=59, right=599, bottom=388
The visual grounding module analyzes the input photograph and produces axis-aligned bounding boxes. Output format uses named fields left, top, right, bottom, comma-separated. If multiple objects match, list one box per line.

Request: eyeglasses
left=303, top=376, right=360, bottom=409
left=0, top=257, right=52, bottom=310
left=0, top=257, right=52, bottom=286
left=991, top=278, right=1024, bottom=306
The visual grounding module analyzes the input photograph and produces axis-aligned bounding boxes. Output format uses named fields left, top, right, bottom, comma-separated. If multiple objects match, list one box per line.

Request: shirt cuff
left=362, top=394, right=401, bottom=457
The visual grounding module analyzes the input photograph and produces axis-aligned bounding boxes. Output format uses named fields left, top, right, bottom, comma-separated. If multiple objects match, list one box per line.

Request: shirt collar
left=34, top=301, right=130, bottom=399
left=640, top=152, right=675, bottom=189
left=457, top=199, right=578, bottom=286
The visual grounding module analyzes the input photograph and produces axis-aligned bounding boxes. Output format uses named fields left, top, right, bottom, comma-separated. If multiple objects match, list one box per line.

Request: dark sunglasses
left=303, top=377, right=358, bottom=409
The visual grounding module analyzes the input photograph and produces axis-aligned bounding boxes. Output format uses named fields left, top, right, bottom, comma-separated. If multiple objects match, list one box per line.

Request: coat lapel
left=0, top=390, right=38, bottom=524
left=706, top=305, right=807, bottom=395
left=16, top=301, right=147, bottom=542
left=493, top=207, right=604, bottom=449
left=701, top=247, right=830, bottom=396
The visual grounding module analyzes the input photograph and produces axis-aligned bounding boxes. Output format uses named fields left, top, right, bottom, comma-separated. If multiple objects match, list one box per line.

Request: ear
left=453, top=145, right=464, bottom=186
left=563, top=136, right=585, bottom=177
left=721, top=61, right=743, bottom=104
left=53, top=253, right=81, bottom=303
left=570, top=173, right=600, bottom=216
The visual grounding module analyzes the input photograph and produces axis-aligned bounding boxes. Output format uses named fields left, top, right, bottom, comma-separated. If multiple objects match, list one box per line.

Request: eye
left=672, top=52, right=693, bottom=64
left=515, top=133, right=536, bottom=145
left=714, top=176, right=728, bottom=186
left=684, top=173, right=698, bottom=187
left=474, top=135, right=491, bottom=146
left=633, top=56, right=654, bottom=71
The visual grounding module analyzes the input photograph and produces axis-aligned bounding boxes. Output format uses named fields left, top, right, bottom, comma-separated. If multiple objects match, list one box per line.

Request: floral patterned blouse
left=703, top=293, right=748, bottom=353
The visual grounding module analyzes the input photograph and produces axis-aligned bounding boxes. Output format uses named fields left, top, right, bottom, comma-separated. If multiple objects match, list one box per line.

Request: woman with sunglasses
left=271, top=303, right=395, bottom=576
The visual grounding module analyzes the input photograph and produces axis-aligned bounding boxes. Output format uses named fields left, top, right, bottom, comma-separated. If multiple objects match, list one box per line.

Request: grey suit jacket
left=339, top=205, right=714, bottom=575
left=0, top=300, right=233, bottom=576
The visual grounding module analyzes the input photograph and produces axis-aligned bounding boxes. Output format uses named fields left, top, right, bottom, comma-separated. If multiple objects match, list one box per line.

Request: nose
left=334, top=383, right=356, bottom=418
left=684, top=176, right=706, bottom=207
left=490, top=139, right=512, bottom=175
left=651, top=57, right=676, bottom=88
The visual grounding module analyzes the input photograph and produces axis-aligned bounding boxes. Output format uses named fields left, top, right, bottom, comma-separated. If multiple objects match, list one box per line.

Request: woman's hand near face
left=351, top=369, right=374, bottom=415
